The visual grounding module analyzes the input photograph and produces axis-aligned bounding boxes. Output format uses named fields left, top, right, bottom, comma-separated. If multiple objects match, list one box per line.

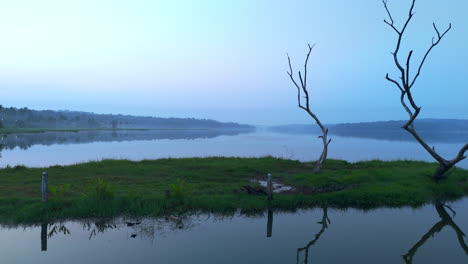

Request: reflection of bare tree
left=403, top=202, right=468, bottom=263
left=297, top=208, right=331, bottom=264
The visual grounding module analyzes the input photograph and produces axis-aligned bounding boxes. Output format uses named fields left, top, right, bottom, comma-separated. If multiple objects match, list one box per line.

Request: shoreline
left=0, top=128, right=234, bottom=134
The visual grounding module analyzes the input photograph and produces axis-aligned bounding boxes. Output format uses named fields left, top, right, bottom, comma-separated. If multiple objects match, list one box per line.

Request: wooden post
left=41, top=172, right=48, bottom=202
left=41, top=223, right=47, bottom=251
left=267, top=173, right=273, bottom=201
left=266, top=209, right=273, bottom=238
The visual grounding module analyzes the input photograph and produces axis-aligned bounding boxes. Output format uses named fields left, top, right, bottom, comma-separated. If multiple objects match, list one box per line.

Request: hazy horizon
left=1, top=0, right=467, bottom=125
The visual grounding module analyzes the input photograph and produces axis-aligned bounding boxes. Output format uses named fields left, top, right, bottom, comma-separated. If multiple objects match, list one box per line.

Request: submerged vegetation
left=0, top=157, right=467, bottom=224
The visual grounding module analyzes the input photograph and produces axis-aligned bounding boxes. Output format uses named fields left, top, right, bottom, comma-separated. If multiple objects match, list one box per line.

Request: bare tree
left=287, top=44, right=331, bottom=173
left=382, top=0, right=467, bottom=180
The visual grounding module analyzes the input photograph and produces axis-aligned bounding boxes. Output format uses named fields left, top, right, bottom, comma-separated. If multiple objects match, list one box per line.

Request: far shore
left=0, top=127, right=243, bottom=134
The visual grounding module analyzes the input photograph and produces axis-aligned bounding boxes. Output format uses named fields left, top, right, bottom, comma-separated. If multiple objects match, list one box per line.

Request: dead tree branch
left=382, top=0, right=466, bottom=179
left=287, top=44, right=331, bottom=173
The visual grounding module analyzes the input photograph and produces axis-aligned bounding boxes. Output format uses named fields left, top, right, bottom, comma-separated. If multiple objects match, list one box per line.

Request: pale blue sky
left=0, top=0, right=466, bottom=125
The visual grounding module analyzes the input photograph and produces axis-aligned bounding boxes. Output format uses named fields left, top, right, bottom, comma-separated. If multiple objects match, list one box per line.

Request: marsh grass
left=0, top=157, right=467, bottom=223
left=170, top=178, right=191, bottom=202
left=82, top=178, right=115, bottom=201
left=48, top=184, right=72, bottom=201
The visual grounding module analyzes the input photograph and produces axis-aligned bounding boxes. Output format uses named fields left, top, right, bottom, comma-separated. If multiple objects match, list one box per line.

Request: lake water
left=0, top=129, right=466, bottom=168
left=1, top=129, right=467, bottom=263
left=1, top=198, right=467, bottom=263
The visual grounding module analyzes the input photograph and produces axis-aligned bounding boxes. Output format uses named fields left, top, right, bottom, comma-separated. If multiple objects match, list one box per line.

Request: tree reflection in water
left=403, top=201, right=468, bottom=263
left=296, top=207, right=330, bottom=264
left=41, top=214, right=197, bottom=249
left=33, top=203, right=468, bottom=260
left=295, top=203, right=467, bottom=263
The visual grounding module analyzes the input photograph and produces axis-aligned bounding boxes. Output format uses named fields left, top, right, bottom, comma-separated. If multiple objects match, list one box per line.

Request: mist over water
left=0, top=130, right=466, bottom=169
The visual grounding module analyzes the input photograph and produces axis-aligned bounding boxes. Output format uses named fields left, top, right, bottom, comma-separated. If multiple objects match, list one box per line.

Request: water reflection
left=296, top=208, right=331, bottom=264
left=40, top=222, right=71, bottom=251
left=330, top=130, right=468, bottom=144
left=0, top=129, right=254, bottom=151
left=267, top=209, right=273, bottom=238
left=2, top=202, right=467, bottom=263
left=268, top=124, right=468, bottom=143
left=83, top=219, right=117, bottom=240
left=1, top=131, right=466, bottom=169
left=33, top=204, right=468, bottom=259
left=403, top=202, right=468, bottom=263
left=40, top=223, right=47, bottom=251
left=39, top=214, right=198, bottom=249
left=293, top=203, right=467, bottom=263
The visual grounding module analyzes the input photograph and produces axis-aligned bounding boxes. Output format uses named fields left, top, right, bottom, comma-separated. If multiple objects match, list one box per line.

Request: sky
left=0, top=0, right=466, bottom=125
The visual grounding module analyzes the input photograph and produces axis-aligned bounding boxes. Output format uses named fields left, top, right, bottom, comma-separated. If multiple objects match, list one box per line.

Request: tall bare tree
left=382, top=0, right=467, bottom=180
left=287, top=44, right=331, bottom=173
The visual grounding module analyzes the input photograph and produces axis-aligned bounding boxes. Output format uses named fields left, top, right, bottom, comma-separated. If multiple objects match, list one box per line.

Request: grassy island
left=0, top=157, right=467, bottom=223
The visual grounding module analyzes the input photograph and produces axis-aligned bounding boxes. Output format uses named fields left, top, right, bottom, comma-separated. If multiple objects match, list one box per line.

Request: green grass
left=0, top=157, right=467, bottom=224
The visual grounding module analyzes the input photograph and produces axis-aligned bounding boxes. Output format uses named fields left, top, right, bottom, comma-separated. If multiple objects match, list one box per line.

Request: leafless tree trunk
left=382, top=0, right=467, bottom=180
left=287, top=44, right=331, bottom=173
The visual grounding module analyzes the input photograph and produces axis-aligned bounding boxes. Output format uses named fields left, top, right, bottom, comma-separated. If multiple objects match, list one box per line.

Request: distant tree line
left=0, top=105, right=253, bottom=130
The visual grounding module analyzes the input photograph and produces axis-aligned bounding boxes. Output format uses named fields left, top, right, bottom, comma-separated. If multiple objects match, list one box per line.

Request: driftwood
left=242, top=185, right=268, bottom=196
left=125, top=222, right=141, bottom=227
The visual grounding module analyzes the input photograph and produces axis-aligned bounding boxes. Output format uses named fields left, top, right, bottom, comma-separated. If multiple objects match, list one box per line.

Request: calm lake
left=0, top=129, right=466, bottom=168
left=0, top=129, right=467, bottom=263
left=1, top=198, right=467, bottom=263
